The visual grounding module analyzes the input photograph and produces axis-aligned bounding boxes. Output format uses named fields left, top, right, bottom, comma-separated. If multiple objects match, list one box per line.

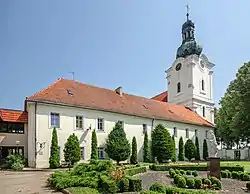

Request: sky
left=1, top=0, right=250, bottom=110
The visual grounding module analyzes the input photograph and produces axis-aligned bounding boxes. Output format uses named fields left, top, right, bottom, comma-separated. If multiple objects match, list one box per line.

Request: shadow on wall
left=79, top=130, right=89, bottom=145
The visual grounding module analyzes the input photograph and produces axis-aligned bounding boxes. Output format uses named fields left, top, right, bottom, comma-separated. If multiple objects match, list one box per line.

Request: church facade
left=0, top=14, right=215, bottom=168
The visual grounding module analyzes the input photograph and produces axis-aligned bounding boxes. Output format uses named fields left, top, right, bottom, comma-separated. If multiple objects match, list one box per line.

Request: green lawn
left=67, top=187, right=99, bottom=194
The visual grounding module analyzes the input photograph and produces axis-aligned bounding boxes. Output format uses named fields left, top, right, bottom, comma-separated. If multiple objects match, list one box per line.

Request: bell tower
left=166, top=6, right=215, bottom=123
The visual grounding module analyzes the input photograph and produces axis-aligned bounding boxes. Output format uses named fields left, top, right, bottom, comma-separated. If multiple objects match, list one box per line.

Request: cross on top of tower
left=186, top=4, right=190, bottom=20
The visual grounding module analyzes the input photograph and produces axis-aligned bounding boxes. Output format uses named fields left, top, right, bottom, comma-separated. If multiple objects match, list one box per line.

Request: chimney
left=115, top=87, right=123, bottom=97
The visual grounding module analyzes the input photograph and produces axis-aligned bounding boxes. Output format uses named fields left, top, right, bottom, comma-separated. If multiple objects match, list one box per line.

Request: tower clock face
left=175, top=63, right=182, bottom=71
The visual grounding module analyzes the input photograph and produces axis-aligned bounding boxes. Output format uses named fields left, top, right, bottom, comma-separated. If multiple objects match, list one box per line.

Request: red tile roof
left=0, top=109, right=28, bottom=123
left=151, top=91, right=168, bottom=102
left=27, top=78, right=213, bottom=127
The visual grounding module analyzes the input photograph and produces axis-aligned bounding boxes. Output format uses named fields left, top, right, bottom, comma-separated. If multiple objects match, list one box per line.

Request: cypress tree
left=178, top=137, right=184, bottom=161
left=184, top=139, right=196, bottom=161
left=130, top=137, right=138, bottom=164
left=49, top=127, right=60, bottom=169
left=151, top=124, right=173, bottom=163
left=63, top=133, right=81, bottom=167
left=203, top=139, right=208, bottom=160
left=143, top=131, right=150, bottom=162
left=91, top=129, right=98, bottom=160
left=171, top=135, right=176, bottom=162
left=105, top=122, right=131, bottom=164
left=195, top=136, right=200, bottom=160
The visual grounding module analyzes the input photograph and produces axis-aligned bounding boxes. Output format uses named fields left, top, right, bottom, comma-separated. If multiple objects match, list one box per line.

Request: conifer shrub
left=204, top=178, right=212, bottom=187
left=174, top=174, right=181, bottom=184
left=203, top=139, right=208, bottom=160
left=184, top=139, right=196, bottom=161
left=63, top=133, right=81, bottom=167
left=192, top=170, right=198, bottom=177
left=149, top=183, right=165, bottom=193
left=130, top=137, right=138, bottom=164
left=143, top=131, right=150, bottom=163
left=175, top=169, right=180, bottom=174
left=178, top=137, right=184, bottom=161
left=232, top=171, right=239, bottom=179
left=221, top=171, right=228, bottom=178
left=239, top=172, right=245, bottom=180
left=105, top=122, right=131, bottom=164
left=169, top=168, right=176, bottom=178
left=209, top=176, right=222, bottom=190
left=186, top=178, right=195, bottom=189
left=194, top=178, right=202, bottom=189
left=243, top=173, right=250, bottom=181
left=171, top=135, right=176, bottom=162
left=177, top=176, right=186, bottom=188
left=195, top=136, right=200, bottom=160
left=49, top=127, right=60, bottom=169
left=91, top=129, right=98, bottom=160
left=99, top=175, right=118, bottom=194
left=180, top=169, right=185, bottom=175
left=151, top=124, right=173, bottom=163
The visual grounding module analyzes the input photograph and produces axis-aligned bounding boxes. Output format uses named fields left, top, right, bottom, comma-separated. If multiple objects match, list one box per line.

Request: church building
left=0, top=13, right=215, bottom=168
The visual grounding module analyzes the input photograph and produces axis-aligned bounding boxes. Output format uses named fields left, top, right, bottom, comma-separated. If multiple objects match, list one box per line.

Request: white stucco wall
left=0, top=123, right=28, bottom=157
left=27, top=102, right=213, bottom=168
left=166, top=54, right=215, bottom=123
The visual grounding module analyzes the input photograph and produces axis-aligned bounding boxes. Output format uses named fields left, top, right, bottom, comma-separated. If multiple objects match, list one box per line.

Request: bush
left=243, top=173, right=250, bottom=181
left=99, top=175, right=118, bottom=194
left=91, top=129, right=98, bottom=160
left=6, top=154, right=25, bottom=170
left=67, top=187, right=100, bottom=194
left=194, top=178, right=202, bottom=189
left=125, top=167, right=146, bottom=176
left=151, top=124, right=173, bottom=163
left=149, top=183, right=165, bottom=193
left=221, top=171, right=228, bottom=178
left=49, top=128, right=60, bottom=168
left=209, top=176, right=222, bottom=189
left=143, top=131, right=150, bottom=163
left=180, top=169, right=185, bottom=175
left=178, top=137, right=184, bottom=161
left=239, top=172, right=245, bottom=180
left=127, top=176, right=142, bottom=192
left=130, top=137, right=138, bottom=164
left=174, top=174, right=181, bottom=184
left=184, top=139, right=196, bottom=161
left=186, top=178, right=195, bottom=189
left=118, top=176, right=129, bottom=192
left=221, top=166, right=244, bottom=172
left=192, top=170, right=198, bottom=177
left=171, top=135, right=176, bottom=162
left=186, top=170, right=191, bottom=175
left=204, top=178, right=212, bottom=187
left=195, top=136, right=200, bottom=160
left=226, top=170, right=231, bottom=178
left=169, top=168, right=175, bottom=177
left=105, top=122, right=131, bottom=164
left=175, top=169, right=180, bottom=174
left=203, top=139, right=208, bottom=160
left=177, top=176, right=186, bottom=188
left=63, top=133, right=81, bottom=167
left=246, top=182, right=250, bottom=190
left=165, top=186, right=215, bottom=194
left=232, top=171, right=239, bottom=179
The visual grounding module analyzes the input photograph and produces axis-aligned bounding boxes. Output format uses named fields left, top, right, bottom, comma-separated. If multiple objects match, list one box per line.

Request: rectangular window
left=143, top=124, right=147, bottom=133
left=195, top=129, right=198, bottom=137
left=0, top=122, right=24, bottom=134
left=202, top=107, right=206, bottom=117
left=80, top=147, right=85, bottom=160
left=98, top=147, right=105, bottom=159
left=76, top=116, right=83, bottom=129
left=97, top=118, right=104, bottom=131
left=186, top=128, right=189, bottom=138
left=173, top=127, right=177, bottom=137
left=51, top=113, right=60, bottom=128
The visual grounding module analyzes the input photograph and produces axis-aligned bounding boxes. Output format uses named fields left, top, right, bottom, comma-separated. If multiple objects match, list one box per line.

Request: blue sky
left=1, top=1, right=249, bottom=110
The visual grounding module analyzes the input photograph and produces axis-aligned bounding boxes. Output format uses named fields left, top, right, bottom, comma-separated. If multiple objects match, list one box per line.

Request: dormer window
left=177, top=82, right=181, bottom=93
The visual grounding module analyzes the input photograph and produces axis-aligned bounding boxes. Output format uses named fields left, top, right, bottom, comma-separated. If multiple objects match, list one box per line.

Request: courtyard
left=0, top=170, right=59, bottom=194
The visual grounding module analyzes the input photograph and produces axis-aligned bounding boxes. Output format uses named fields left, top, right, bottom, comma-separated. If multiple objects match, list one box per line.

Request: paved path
left=0, top=171, right=61, bottom=194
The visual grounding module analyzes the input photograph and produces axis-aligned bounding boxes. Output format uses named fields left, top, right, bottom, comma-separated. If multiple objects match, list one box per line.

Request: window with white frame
left=98, top=147, right=105, bottom=159
left=51, top=113, right=60, bottom=128
left=186, top=128, right=189, bottom=138
left=76, top=115, right=83, bottom=129
left=97, top=118, right=104, bottom=131
left=173, top=127, right=177, bottom=137
left=80, top=147, right=85, bottom=160
left=143, top=124, right=147, bottom=133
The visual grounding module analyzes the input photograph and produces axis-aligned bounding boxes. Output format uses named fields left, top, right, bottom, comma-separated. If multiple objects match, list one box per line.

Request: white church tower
left=166, top=9, right=215, bottom=123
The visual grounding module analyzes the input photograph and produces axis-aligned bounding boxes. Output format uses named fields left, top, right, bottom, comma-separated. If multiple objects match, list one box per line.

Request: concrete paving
left=0, top=171, right=61, bottom=194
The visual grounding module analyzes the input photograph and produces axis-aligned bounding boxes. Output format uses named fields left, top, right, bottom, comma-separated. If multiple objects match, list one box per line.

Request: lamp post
left=16, top=140, right=20, bottom=154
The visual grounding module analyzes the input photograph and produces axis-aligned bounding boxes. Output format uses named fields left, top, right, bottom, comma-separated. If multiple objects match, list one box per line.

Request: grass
left=67, top=187, right=99, bottom=194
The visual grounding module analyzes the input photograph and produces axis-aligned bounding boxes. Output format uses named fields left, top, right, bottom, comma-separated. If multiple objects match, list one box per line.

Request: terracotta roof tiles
left=27, top=78, right=213, bottom=127
left=151, top=91, right=168, bottom=102
left=0, top=109, right=28, bottom=123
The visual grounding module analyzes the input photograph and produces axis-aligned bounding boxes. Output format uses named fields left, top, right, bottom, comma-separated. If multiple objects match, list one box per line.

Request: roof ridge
left=151, top=90, right=168, bottom=99
left=28, top=78, right=64, bottom=99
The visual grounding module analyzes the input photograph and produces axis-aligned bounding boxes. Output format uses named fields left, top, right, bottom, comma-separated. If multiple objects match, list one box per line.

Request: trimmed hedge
left=164, top=186, right=215, bottom=194
left=128, top=176, right=142, bottom=192
left=209, top=176, right=222, bottom=190
left=118, top=177, right=129, bottom=192
left=149, top=164, right=244, bottom=172
left=125, top=166, right=147, bottom=176
left=149, top=183, right=165, bottom=193
left=177, top=176, right=186, bottom=188
left=194, top=178, right=202, bottom=189
left=67, top=187, right=99, bottom=194
left=99, top=175, right=118, bottom=194
left=186, top=178, right=195, bottom=189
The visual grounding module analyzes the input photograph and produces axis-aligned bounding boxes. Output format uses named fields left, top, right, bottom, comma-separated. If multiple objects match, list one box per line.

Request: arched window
left=177, top=82, right=181, bottom=93
left=202, top=106, right=205, bottom=117
left=202, top=79, right=205, bottom=91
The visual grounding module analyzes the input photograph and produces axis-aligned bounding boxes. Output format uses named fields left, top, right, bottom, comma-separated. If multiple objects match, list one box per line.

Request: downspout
left=34, top=102, right=37, bottom=168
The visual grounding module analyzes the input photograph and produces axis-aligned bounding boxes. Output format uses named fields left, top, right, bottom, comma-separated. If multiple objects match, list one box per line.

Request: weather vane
left=186, top=4, right=190, bottom=20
